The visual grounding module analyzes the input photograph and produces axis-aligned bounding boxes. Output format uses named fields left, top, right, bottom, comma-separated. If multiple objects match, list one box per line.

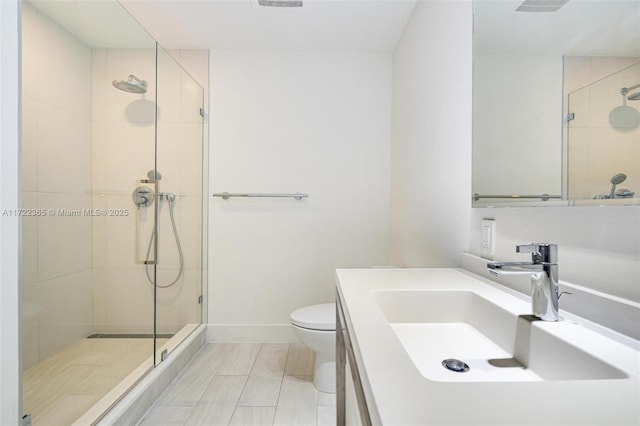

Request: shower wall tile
left=22, top=95, right=39, bottom=192
left=92, top=194, right=107, bottom=269
left=37, top=103, right=92, bottom=195
left=22, top=282, right=40, bottom=370
left=589, top=127, right=640, bottom=194
left=21, top=2, right=92, bottom=119
left=181, top=70, right=204, bottom=124
left=179, top=196, right=203, bottom=270
left=22, top=191, right=38, bottom=285
left=157, top=50, right=183, bottom=124
left=156, top=122, right=183, bottom=193
left=105, top=122, right=155, bottom=193
left=180, top=123, right=204, bottom=196
left=92, top=268, right=108, bottom=333
left=92, top=120, right=108, bottom=194
left=37, top=192, right=92, bottom=281
left=104, top=268, right=154, bottom=333
left=178, top=269, right=203, bottom=326
left=104, top=194, right=141, bottom=269
left=38, top=270, right=93, bottom=360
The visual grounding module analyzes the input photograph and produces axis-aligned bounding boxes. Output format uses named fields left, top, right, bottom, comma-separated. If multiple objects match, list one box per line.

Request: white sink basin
left=373, top=289, right=628, bottom=382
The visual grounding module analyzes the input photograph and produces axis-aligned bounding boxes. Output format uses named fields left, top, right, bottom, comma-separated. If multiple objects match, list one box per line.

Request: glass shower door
left=21, top=1, right=159, bottom=424
left=154, top=46, right=205, bottom=363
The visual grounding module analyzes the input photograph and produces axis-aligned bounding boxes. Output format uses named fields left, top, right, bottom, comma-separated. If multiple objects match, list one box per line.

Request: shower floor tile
left=23, top=337, right=169, bottom=426
left=138, top=342, right=337, bottom=426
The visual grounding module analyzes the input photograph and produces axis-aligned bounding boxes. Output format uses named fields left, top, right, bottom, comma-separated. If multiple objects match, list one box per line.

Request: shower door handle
left=135, top=178, right=158, bottom=265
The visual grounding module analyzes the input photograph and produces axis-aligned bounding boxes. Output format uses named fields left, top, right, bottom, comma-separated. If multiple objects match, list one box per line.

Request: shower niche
left=21, top=1, right=206, bottom=424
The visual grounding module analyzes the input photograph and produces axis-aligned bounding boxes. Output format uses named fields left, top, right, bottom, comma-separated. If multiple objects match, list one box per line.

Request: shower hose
left=144, top=194, right=184, bottom=288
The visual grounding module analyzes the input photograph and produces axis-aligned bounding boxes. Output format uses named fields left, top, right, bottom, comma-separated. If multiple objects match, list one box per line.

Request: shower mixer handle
left=132, top=185, right=155, bottom=208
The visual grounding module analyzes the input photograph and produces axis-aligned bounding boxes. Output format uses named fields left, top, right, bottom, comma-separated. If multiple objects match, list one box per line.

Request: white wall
left=390, top=0, right=473, bottom=267
left=473, top=54, right=563, bottom=197
left=0, top=0, right=21, bottom=423
left=208, top=51, right=391, bottom=340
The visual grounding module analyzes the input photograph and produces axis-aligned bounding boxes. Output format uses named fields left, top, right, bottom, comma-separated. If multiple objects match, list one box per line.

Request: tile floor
left=23, top=337, right=168, bottom=426
left=138, top=343, right=337, bottom=426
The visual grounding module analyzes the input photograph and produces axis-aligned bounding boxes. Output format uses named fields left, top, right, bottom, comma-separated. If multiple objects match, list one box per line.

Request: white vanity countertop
left=336, top=268, right=640, bottom=426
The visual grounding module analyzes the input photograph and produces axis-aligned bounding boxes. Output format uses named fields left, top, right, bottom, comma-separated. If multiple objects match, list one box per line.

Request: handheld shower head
left=112, top=74, right=147, bottom=94
left=609, top=173, right=627, bottom=199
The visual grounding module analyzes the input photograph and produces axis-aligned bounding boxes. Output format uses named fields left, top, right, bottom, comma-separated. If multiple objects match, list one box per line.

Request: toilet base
left=313, top=352, right=336, bottom=393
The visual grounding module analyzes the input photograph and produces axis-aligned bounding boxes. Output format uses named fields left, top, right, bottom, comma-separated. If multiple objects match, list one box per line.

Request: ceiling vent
left=516, top=0, right=569, bottom=12
left=258, top=0, right=303, bottom=7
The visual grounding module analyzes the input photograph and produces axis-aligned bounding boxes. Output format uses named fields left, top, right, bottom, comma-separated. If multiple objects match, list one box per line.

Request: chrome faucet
left=487, top=243, right=559, bottom=321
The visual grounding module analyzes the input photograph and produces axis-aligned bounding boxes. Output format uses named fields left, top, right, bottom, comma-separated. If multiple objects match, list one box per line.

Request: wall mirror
left=472, top=0, right=640, bottom=207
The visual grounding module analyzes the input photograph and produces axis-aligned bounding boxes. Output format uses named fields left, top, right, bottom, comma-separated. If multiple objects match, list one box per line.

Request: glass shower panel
left=21, top=1, right=158, bottom=424
left=567, top=61, right=640, bottom=200
left=154, top=46, right=204, bottom=363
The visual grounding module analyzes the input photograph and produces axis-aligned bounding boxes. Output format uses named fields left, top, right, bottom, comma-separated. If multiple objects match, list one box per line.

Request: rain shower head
left=112, top=74, right=147, bottom=94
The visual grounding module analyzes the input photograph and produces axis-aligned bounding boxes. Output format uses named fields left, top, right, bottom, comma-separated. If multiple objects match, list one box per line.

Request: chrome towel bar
left=473, top=193, right=561, bottom=201
left=212, top=192, right=308, bottom=200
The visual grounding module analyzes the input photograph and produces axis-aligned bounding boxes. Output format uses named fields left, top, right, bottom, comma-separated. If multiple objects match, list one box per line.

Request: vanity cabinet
left=336, top=293, right=372, bottom=426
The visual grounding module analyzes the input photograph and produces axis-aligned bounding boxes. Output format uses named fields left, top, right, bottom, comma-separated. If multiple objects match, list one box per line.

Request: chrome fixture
left=487, top=243, right=560, bottom=321
left=143, top=189, right=183, bottom=289
left=593, top=173, right=634, bottom=199
left=212, top=192, right=308, bottom=200
left=132, top=185, right=154, bottom=208
left=112, top=74, right=148, bottom=94
left=621, top=83, right=640, bottom=101
left=609, top=173, right=627, bottom=199
left=147, top=169, right=162, bottom=180
left=134, top=171, right=184, bottom=288
left=516, top=0, right=568, bottom=13
left=258, top=0, right=303, bottom=7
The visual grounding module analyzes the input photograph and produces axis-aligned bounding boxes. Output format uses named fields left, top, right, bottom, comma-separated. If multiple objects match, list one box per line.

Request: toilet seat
left=290, top=303, right=335, bottom=331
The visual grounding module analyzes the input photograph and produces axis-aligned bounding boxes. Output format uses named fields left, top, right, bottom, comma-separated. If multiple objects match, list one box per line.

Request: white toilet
left=290, top=303, right=336, bottom=393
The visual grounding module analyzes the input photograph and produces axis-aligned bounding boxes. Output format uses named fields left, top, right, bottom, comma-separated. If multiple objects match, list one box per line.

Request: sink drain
left=442, top=358, right=469, bottom=372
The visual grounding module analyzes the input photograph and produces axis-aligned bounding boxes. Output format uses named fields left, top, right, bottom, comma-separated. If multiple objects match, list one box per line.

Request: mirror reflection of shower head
left=609, top=173, right=627, bottom=199
left=112, top=74, right=147, bottom=94
left=621, top=83, right=640, bottom=101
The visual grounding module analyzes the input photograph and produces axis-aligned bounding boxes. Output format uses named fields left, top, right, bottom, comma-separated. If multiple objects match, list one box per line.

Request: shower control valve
left=132, top=186, right=155, bottom=208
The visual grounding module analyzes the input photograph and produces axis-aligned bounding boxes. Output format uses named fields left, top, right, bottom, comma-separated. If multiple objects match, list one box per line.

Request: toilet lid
left=290, top=303, right=336, bottom=331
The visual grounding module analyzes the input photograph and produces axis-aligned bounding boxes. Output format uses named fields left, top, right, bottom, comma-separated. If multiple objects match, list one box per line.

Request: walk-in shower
left=21, top=1, right=206, bottom=425
left=567, top=60, right=640, bottom=200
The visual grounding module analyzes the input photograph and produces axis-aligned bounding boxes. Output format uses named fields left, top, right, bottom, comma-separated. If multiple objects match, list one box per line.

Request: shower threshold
left=88, top=333, right=175, bottom=339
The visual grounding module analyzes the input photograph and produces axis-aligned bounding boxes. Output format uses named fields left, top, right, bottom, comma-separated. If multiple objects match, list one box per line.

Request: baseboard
left=206, top=324, right=298, bottom=343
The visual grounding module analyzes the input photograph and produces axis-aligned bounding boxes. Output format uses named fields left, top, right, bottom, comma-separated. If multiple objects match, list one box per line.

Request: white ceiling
left=119, top=0, right=418, bottom=52
left=474, top=0, right=640, bottom=56
left=28, top=0, right=639, bottom=56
